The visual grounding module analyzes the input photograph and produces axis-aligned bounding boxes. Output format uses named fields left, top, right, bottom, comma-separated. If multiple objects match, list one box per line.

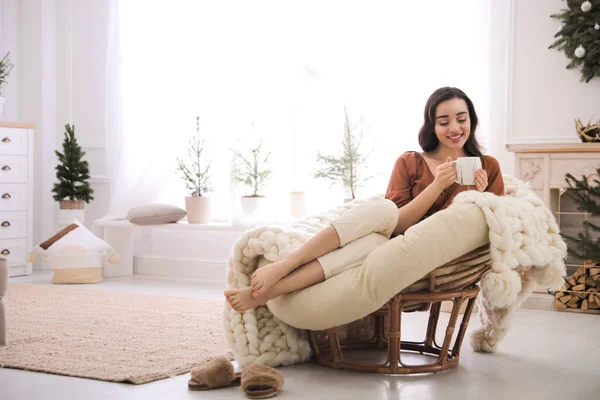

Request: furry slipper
left=188, top=357, right=241, bottom=391
left=241, top=364, right=284, bottom=399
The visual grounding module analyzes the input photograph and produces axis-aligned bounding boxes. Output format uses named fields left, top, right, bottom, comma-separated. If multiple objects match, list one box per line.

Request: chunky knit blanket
left=223, top=175, right=567, bottom=366
left=453, top=175, right=567, bottom=352
left=223, top=201, right=364, bottom=367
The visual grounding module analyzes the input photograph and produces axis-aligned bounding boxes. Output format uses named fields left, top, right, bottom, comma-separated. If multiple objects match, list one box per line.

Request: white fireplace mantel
left=506, top=143, right=600, bottom=210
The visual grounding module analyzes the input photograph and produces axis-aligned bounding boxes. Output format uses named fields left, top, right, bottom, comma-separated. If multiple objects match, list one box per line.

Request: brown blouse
left=385, top=151, right=505, bottom=218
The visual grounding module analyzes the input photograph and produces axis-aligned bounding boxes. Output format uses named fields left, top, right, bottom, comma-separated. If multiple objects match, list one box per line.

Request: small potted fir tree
left=177, top=116, right=212, bottom=223
left=231, top=138, right=272, bottom=214
left=52, top=124, right=94, bottom=226
left=314, top=108, right=370, bottom=202
left=0, top=48, right=14, bottom=119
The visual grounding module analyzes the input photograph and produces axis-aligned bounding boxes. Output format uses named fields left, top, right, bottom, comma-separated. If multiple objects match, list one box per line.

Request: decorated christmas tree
left=561, top=168, right=600, bottom=264
left=52, top=124, right=94, bottom=205
left=550, top=0, right=600, bottom=82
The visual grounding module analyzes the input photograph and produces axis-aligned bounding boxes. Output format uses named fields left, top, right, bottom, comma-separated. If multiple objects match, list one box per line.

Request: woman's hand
left=474, top=169, right=488, bottom=192
left=432, top=156, right=457, bottom=193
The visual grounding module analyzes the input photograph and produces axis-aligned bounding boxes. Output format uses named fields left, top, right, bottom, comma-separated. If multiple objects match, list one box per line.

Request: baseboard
left=8, top=264, right=27, bottom=277
left=521, top=292, right=554, bottom=311
left=133, top=255, right=227, bottom=283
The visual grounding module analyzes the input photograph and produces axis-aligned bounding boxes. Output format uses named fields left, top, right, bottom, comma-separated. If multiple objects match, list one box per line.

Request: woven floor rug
left=0, top=284, right=232, bottom=384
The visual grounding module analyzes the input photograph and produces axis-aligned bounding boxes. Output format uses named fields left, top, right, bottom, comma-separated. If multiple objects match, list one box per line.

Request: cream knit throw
left=452, top=175, right=567, bottom=352
left=223, top=175, right=567, bottom=366
left=223, top=200, right=365, bottom=367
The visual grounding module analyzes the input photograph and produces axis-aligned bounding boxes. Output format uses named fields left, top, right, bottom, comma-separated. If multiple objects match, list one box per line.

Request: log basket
left=306, top=244, right=491, bottom=374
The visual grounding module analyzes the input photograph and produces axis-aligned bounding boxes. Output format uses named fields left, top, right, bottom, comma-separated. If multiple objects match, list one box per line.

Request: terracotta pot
left=185, top=196, right=212, bottom=224
left=59, top=200, right=85, bottom=210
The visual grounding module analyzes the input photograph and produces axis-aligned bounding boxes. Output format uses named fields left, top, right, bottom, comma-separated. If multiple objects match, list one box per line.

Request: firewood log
left=571, top=284, right=586, bottom=292
left=559, top=294, right=573, bottom=304
left=567, top=297, right=581, bottom=308
left=554, top=300, right=568, bottom=309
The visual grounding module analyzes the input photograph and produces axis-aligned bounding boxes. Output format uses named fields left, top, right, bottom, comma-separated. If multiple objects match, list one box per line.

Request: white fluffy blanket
left=223, top=175, right=567, bottom=366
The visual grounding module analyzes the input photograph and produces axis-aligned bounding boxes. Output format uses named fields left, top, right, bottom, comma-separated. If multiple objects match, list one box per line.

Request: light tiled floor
left=2, top=272, right=599, bottom=400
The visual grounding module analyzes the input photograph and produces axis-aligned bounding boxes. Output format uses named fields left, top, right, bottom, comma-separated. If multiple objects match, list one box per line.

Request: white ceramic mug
left=454, top=157, right=482, bottom=185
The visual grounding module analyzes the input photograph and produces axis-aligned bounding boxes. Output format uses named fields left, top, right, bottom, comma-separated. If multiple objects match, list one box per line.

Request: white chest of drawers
left=0, top=122, right=34, bottom=277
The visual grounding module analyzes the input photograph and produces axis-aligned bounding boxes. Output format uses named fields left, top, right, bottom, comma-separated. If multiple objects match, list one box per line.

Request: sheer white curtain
left=104, top=0, right=499, bottom=221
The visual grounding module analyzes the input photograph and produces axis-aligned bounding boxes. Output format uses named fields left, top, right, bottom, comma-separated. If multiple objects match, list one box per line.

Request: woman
left=225, top=87, right=504, bottom=312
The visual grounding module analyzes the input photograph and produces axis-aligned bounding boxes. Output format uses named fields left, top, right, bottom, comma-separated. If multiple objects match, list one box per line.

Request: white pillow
left=27, top=220, right=119, bottom=263
left=126, top=203, right=186, bottom=225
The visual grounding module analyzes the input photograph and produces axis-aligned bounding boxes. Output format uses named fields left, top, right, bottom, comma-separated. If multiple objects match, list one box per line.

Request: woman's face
left=433, top=98, right=471, bottom=151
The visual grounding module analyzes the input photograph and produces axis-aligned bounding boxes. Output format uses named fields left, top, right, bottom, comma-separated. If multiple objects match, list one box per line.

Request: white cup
left=453, top=157, right=482, bottom=185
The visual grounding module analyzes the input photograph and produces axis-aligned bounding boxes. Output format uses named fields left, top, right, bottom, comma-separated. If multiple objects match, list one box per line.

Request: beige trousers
left=318, top=196, right=398, bottom=279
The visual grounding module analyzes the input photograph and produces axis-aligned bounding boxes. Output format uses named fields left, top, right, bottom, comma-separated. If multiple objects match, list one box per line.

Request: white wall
left=486, top=0, right=513, bottom=176
left=0, top=0, right=19, bottom=120
left=0, top=0, right=110, bottom=269
left=56, top=0, right=110, bottom=228
left=510, top=0, right=600, bottom=144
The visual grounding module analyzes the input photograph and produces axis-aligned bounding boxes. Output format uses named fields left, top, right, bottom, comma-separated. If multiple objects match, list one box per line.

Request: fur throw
left=223, top=175, right=567, bottom=366
left=452, top=175, right=567, bottom=352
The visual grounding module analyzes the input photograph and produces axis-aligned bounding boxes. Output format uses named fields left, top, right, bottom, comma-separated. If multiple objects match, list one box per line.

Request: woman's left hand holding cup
left=474, top=169, right=488, bottom=192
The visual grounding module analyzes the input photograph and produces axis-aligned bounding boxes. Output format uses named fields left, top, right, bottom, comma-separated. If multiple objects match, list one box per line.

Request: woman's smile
left=448, top=133, right=464, bottom=142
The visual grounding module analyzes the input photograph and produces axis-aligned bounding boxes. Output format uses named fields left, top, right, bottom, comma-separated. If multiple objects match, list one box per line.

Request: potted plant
left=231, top=138, right=272, bottom=214
left=0, top=49, right=14, bottom=120
left=177, top=116, right=212, bottom=223
left=314, top=108, right=370, bottom=202
left=52, top=124, right=94, bottom=227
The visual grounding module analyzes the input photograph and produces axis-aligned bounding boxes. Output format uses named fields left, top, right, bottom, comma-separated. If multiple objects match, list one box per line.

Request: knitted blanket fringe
left=223, top=175, right=567, bottom=366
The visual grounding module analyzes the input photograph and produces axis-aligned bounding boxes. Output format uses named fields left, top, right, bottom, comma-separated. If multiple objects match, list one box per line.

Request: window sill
left=94, top=214, right=299, bottom=232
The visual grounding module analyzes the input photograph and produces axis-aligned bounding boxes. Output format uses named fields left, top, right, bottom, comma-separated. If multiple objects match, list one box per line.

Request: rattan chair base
left=307, top=246, right=491, bottom=375
left=308, top=288, right=479, bottom=374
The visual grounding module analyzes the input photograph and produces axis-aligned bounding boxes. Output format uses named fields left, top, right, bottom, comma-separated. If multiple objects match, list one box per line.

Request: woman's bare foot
left=224, top=288, right=269, bottom=312
left=250, top=259, right=293, bottom=298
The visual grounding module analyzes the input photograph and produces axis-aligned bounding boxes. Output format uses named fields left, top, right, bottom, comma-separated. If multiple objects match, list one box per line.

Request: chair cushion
left=267, top=202, right=490, bottom=330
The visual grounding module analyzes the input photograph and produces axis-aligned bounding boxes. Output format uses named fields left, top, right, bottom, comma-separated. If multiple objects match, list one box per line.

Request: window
left=109, top=1, right=492, bottom=220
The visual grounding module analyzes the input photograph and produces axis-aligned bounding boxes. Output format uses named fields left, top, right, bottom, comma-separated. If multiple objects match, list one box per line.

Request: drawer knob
left=1, top=193, right=11, bottom=199
left=1, top=249, right=10, bottom=255
left=1, top=165, right=11, bottom=171
left=1, top=137, right=11, bottom=143
left=1, top=221, right=10, bottom=227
